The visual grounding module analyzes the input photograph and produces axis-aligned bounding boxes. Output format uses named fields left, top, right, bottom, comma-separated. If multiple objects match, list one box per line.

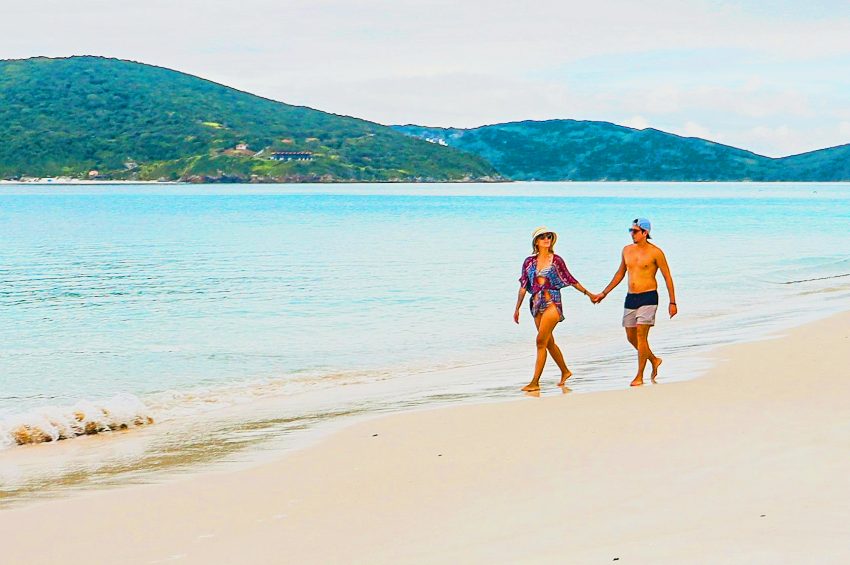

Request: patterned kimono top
left=518, top=254, right=579, bottom=322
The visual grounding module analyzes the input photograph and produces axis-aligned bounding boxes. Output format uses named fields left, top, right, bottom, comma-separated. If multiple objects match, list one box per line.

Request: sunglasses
left=628, top=228, right=645, bottom=234
left=536, top=233, right=554, bottom=240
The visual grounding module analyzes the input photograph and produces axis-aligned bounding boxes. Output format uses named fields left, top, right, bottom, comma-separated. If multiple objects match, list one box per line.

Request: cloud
left=621, top=116, right=651, bottom=130
left=279, top=74, right=585, bottom=129
left=2, top=0, right=849, bottom=156
left=677, top=121, right=724, bottom=143
left=579, top=78, right=817, bottom=121
left=747, top=125, right=793, bottom=140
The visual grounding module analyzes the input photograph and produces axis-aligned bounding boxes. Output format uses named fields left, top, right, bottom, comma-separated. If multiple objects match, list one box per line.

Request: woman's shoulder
left=552, top=254, right=567, bottom=265
left=522, top=255, right=536, bottom=266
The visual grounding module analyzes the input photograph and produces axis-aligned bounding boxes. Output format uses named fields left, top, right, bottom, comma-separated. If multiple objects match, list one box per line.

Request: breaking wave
left=0, top=394, right=154, bottom=449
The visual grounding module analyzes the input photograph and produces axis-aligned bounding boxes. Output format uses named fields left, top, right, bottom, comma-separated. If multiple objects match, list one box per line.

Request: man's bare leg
left=625, top=327, right=638, bottom=350
left=645, top=325, right=662, bottom=381
left=631, top=324, right=661, bottom=386
left=626, top=326, right=662, bottom=382
left=625, top=327, right=661, bottom=383
left=650, top=354, right=663, bottom=382
left=522, top=305, right=560, bottom=391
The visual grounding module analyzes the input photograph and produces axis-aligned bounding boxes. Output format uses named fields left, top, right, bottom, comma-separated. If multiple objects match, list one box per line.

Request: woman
left=513, top=226, right=596, bottom=392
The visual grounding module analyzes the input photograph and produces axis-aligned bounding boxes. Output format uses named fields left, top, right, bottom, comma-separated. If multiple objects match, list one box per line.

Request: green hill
left=393, top=120, right=850, bottom=181
left=0, top=56, right=499, bottom=182
left=778, top=144, right=850, bottom=181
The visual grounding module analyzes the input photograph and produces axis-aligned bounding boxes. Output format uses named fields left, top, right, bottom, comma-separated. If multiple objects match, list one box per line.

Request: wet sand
left=2, top=311, right=849, bottom=564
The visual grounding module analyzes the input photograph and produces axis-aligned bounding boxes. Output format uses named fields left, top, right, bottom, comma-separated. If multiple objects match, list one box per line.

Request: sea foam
left=0, top=393, right=154, bottom=449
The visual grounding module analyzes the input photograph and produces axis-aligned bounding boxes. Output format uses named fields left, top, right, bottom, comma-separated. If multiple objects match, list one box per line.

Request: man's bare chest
left=625, top=249, right=656, bottom=272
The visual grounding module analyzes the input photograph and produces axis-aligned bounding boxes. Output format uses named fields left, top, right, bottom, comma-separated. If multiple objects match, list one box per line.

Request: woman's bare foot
left=557, top=370, right=573, bottom=387
left=521, top=382, right=540, bottom=392
left=651, top=357, right=663, bottom=380
left=630, top=376, right=644, bottom=387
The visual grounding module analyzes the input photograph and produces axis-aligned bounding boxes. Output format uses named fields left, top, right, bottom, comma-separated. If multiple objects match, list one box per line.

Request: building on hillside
left=270, top=151, right=313, bottom=162
left=224, top=143, right=256, bottom=157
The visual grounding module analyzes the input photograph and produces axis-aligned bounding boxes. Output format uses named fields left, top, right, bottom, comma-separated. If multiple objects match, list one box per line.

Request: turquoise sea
left=2, top=182, right=849, bottom=502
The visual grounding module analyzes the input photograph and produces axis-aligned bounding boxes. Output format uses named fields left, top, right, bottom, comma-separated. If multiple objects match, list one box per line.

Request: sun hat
left=632, top=218, right=652, bottom=239
left=531, top=226, right=557, bottom=252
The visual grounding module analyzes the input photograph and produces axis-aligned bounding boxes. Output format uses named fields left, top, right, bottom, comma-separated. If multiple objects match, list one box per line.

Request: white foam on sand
left=0, top=393, right=154, bottom=449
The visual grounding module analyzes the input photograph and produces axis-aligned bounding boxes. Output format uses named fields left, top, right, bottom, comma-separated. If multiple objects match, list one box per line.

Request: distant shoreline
left=0, top=180, right=180, bottom=185
left=0, top=179, right=508, bottom=185
left=4, top=179, right=850, bottom=186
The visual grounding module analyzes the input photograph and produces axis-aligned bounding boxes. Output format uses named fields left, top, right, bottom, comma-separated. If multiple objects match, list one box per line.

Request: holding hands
left=590, top=291, right=605, bottom=304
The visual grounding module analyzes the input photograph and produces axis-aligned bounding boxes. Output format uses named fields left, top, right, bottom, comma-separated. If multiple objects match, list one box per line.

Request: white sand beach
left=2, top=311, right=849, bottom=564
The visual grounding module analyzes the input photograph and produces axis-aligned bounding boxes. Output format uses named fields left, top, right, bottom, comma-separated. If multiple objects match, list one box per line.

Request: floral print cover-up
left=518, top=254, right=579, bottom=321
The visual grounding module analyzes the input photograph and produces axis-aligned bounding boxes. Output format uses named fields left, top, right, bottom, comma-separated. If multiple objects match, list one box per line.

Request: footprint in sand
left=149, top=554, right=186, bottom=564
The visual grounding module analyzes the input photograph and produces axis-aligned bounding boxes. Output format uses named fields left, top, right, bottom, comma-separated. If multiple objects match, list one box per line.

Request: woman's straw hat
left=531, top=226, right=557, bottom=252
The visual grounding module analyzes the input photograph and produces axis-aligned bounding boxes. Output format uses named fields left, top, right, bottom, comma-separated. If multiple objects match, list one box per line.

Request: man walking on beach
left=594, top=218, right=677, bottom=386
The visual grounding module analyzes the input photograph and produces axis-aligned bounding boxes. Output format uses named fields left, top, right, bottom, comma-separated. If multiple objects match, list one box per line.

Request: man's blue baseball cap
left=632, top=218, right=652, bottom=238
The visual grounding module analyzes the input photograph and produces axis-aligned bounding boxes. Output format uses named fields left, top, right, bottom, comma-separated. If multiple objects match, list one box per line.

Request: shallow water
left=2, top=182, right=849, bottom=503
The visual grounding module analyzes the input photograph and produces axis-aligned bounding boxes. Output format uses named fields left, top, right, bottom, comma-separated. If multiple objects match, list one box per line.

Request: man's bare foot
left=630, top=376, right=644, bottom=387
left=557, top=370, right=573, bottom=387
left=521, top=382, right=540, bottom=392
left=651, top=357, right=663, bottom=380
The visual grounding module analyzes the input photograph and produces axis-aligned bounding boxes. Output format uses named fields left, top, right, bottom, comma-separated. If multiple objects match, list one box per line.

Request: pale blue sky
left=4, top=0, right=850, bottom=156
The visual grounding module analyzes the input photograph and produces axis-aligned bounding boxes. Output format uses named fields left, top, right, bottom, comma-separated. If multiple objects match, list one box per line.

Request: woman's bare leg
left=550, top=340, right=573, bottom=385
left=536, top=310, right=571, bottom=385
left=522, top=305, right=561, bottom=391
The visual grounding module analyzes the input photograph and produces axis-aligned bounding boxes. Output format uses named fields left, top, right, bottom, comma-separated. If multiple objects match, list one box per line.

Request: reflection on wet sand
left=522, top=384, right=572, bottom=398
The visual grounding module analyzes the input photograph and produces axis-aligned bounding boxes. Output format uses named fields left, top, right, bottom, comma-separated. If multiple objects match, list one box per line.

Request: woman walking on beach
left=514, top=226, right=596, bottom=392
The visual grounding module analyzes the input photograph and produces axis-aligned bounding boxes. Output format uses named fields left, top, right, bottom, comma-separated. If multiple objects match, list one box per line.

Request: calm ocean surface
left=2, top=182, right=849, bottom=501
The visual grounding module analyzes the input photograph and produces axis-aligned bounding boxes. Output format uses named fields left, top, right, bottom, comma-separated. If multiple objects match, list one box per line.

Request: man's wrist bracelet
left=670, top=302, right=677, bottom=305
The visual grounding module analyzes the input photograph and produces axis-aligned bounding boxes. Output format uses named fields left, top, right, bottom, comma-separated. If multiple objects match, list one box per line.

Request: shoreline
left=0, top=302, right=841, bottom=507
left=0, top=180, right=180, bottom=185
left=4, top=180, right=850, bottom=186
left=2, top=310, right=848, bottom=563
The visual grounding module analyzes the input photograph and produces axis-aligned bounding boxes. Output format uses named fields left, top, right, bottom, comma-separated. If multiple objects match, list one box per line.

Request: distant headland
left=2, top=56, right=849, bottom=183
left=0, top=56, right=498, bottom=184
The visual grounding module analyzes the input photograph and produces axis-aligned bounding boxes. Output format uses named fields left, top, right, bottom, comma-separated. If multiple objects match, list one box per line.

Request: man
left=594, top=218, right=677, bottom=386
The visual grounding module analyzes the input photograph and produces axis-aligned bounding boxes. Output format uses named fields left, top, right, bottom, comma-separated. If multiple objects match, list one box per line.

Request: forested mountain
left=4, top=57, right=846, bottom=183
left=394, top=120, right=850, bottom=181
left=778, top=144, right=850, bottom=181
left=0, top=56, right=498, bottom=182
